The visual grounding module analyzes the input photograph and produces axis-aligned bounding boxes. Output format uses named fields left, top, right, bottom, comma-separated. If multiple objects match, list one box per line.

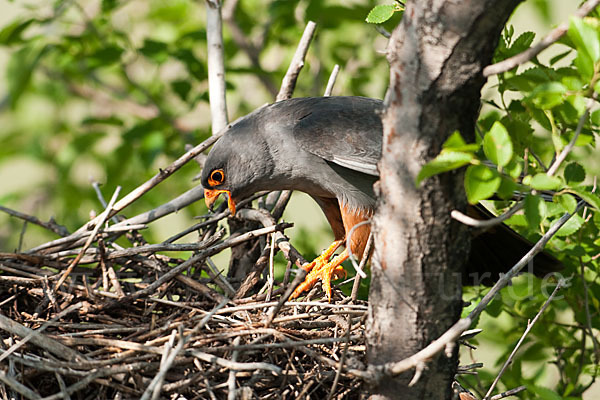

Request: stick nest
left=0, top=199, right=368, bottom=400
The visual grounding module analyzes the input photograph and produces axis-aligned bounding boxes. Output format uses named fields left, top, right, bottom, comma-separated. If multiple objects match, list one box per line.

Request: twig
left=227, top=337, right=240, bottom=400
left=490, top=386, right=526, bottom=400
left=188, top=349, right=282, bottom=374
left=276, top=21, right=317, bottom=101
left=265, top=233, right=276, bottom=302
left=54, top=187, right=121, bottom=290
left=324, top=65, right=340, bottom=96
left=327, top=313, right=351, bottom=400
left=117, top=223, right=291, bottom=303
left=546, top=95, right=596, bottom=176
left=451, top=202, right=523, bottom=228
left=113, top=186, right=205, bottom=229
left=345, top=220, right=370, bottom=279
left=68, top=133, right=222, bottom=237
left=351, top=232, right=373, bottom=301
left=0, top=205, right=69, bottom=237
left=483, top=281, right=565, bottom=399
left=206, top=0, right=229, bottom=133
left=483, top=0, right=600, bottom=77
left=0, top=370, right=41, bottom=400
left=0, top=303, right=84, bottom=364
left=0, top=311, right=84, bottom=362
left=141, top=299, right=228, bottom=400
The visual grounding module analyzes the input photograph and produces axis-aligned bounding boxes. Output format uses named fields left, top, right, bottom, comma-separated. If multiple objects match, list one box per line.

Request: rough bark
left=367, top=1, right=521, bottom=398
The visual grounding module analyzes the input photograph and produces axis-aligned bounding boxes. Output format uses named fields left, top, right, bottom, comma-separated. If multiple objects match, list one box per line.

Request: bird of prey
left=201, top=96, right=561, bottom=300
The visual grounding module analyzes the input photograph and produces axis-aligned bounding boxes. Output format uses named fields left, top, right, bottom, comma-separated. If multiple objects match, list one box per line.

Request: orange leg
left=301, top=240, right=343, bottom=272
left=291, top=248, right=348, bottom=301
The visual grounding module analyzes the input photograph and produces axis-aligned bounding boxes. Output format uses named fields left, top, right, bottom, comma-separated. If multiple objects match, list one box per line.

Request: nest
left=0, top=181, right=369, bottom=399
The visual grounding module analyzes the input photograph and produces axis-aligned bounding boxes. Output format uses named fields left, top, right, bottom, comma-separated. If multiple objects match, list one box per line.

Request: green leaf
left=464, top=165, right=501, bottom=204
left=366, top=5, right=397, bottom=24
left=171, top=79, right=191, bottom=101
left=568, top=17, right=600, bottom=62
left=483, top=121, right=513, bottom=167
left=564, top=162, right=586, bottom=184
left=529, top=82, right=567, bottom=109
left=416, top=151, right=473, bottom=186
left=550, top=50, right=572, bottom=65
left=139, top=39, right=170, bottom=63
left=442, top=131, right=479, bottom=153
left=575, top=50, right=594, bottom=81
left=556, top=193, right=578, bottom=214
left=87, top=45, right=123, bottom=67
left=529, top=386, right=564, bottom=400
left=7, top=42, right=48, bottom=107
left=510, top=31, right=535, bottom=54
left=0, top=18, right=34, bottom=45
left=497, top=176, right=517, bottom=200
left=554, top=213, right=585, bottom=236
left=567, top=187, right=600, bottom=210
left=504, top=157, right=523, bottom=179
left=529, top=173, right=562, bottom=190
left=524, top=194, right=547, bottom=228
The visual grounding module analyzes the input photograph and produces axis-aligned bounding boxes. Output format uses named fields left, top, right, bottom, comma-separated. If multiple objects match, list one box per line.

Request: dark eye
left=209, top=169, right=225, bottom=186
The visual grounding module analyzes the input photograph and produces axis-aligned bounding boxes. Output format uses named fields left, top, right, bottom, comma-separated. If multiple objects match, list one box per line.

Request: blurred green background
left=0, top=0, right=598, bottom=398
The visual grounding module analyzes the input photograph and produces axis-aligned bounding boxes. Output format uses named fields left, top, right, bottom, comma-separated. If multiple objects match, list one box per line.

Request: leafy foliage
left=421, top=14, right=600, bottom=399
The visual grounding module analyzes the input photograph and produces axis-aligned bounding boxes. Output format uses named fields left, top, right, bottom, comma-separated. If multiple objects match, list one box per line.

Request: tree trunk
left=367, top=1, right=521, bottom=398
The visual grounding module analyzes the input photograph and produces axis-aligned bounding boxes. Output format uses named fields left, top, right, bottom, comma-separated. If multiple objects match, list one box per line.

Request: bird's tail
left=464, top=205, right=563, bottom=286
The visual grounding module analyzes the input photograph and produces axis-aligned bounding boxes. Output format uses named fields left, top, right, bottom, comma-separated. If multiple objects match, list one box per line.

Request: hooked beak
left=204, top=188, right=237, bottom=215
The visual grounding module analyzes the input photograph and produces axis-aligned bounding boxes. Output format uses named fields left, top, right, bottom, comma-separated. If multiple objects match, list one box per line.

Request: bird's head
left=200, top=114, right=274, bottom=216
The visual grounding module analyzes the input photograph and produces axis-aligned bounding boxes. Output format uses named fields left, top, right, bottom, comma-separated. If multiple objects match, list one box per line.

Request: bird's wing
left=291, top=97, right=383, bottom=176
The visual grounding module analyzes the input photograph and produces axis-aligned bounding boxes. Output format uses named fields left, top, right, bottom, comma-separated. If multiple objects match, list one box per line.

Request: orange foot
left=291, top=248, right=349, bottom=301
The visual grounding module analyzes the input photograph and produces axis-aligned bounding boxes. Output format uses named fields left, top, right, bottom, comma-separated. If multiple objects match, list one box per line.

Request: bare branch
left=54, top=186, right=121, bottom=290
left=324, top=65, right=340, bottom=96
left=483, top=0, right=600, bottom=77
left=483, top=281, right=565, bottom=399
left=547, top=95, right=596, bottom=176
left=276, top=21, right=317, bottom=101
left=451, top=202, right=523, bottom=228
left=0, top=205, right=69, bottom=237
left=206, top=0, right=229, bottom=133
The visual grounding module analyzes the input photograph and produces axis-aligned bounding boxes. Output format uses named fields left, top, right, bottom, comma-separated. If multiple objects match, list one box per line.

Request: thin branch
left=483, top=281, right=565, bottom=399
left=324, top=65, right=340, bottom=96
left=351, top=232, right=373, bottom=301
left=546, top=95, right=596, bottom=176
left=206, top=0, right=229, bottom=133
left=141, top=300, right=228, bottom=400
left=345, top=220, right=370, bottom=279
left=451, top=202, right=523, bottom=228
left=483, top=0, right=600, bottom=77
left=276, top=21, right=317, bottom=101
left=54, top=186, right=121, bottom=290
left=490, top=386, right=527, bottom=400
left=0, top=206, right=69, bottom=237
left=64, top=133, right=221, bottom=238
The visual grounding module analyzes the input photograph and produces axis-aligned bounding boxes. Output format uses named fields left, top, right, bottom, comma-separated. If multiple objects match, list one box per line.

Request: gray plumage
left=201, top=96, right=383, bottom=212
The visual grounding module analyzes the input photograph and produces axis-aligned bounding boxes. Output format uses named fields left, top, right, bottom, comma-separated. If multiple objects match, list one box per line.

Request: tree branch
left=483, top=0, right=600, bottom=77
left=206, top=0, right=229, bottom=133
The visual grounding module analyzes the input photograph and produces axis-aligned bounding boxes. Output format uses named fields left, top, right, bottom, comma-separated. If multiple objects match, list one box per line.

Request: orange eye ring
left=208, top=169, right=225, bottom=186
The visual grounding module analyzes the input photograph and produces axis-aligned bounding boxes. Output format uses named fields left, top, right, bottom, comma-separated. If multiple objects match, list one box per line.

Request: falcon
left=201, top=96, right=561, bottom=300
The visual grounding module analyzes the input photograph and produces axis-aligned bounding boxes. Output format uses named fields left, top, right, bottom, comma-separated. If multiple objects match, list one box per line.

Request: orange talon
left=291, top=249, right=349, bottom=301
left=301, top=240, right=343, bottom=272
